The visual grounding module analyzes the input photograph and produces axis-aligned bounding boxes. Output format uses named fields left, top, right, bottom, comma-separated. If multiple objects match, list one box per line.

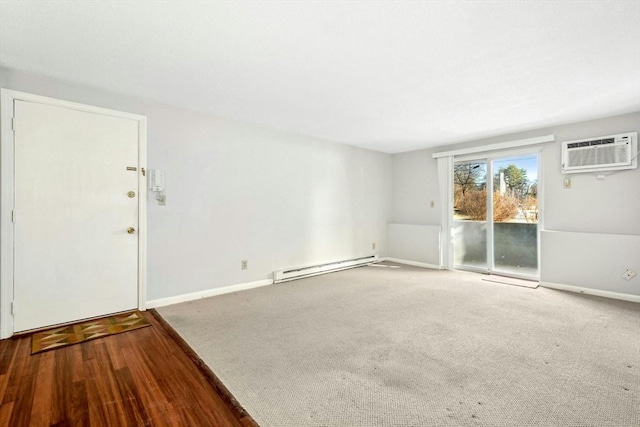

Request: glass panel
left=453, top=161, right=488, bottom=270
left=453, top=221, right=487, bottom=269
left=492, top=156, right=538, bottom=277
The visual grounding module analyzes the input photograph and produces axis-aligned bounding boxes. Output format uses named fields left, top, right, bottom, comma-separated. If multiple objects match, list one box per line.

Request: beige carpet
left=481, top=275, right=539, bottom=289
left=158, top=262, right=640, bottom=426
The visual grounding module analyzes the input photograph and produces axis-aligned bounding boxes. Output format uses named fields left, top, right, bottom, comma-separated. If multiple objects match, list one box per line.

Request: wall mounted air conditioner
left=561, top=132, right=637, bottom=174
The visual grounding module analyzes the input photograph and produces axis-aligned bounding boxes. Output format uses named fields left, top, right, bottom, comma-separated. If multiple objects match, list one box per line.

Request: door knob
left=127, top=227, right=135, bottom=234
left=127, top=191, right=136, bottom=198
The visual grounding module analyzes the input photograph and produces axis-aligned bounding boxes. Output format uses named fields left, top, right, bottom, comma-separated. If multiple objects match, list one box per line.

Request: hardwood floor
left=0, top=310, right=258, bottom=426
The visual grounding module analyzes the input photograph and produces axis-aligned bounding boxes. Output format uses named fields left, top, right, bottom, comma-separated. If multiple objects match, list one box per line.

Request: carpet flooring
left=481, top=275, right=539, bottom=289
left=158, top=262, right=640, bottom=426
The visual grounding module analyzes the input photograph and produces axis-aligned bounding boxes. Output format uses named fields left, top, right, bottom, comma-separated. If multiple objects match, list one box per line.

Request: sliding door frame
left=434, top=134, right=552, bottom=273
left=453, top=147, right=543, bottom=280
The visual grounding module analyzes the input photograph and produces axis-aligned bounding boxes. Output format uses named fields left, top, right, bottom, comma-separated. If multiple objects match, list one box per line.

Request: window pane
left=492, top=156, right=538, bottom=277
left=453, top=161, right=487, bottom=270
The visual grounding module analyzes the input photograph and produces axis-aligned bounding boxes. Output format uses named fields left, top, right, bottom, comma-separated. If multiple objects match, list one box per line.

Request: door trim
left=0, top=89, right=147, bottom=339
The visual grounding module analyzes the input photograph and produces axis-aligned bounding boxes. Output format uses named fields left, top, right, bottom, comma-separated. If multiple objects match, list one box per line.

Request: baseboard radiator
left=273, top=255, right=378, bottom=284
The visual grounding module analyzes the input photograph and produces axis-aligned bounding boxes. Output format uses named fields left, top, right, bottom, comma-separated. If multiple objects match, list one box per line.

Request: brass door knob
left=127, top=191, right=136, bottom=198
left=127, top=227, right=135, bottom=234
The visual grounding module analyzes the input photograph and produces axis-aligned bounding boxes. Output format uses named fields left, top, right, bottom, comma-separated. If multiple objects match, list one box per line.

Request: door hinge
left=11, top=210, right=15, bottom=223
left=11, top=301, right=15, bottom=315
left=11, top=117, right=16, bottom=132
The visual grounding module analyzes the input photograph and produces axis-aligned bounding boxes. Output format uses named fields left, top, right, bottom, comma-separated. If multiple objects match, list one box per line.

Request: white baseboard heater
left=273, top=255, right=379, bottom=284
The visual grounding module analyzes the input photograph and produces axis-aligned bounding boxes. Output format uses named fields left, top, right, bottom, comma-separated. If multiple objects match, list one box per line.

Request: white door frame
left=0, top=89, right=147, bottom=339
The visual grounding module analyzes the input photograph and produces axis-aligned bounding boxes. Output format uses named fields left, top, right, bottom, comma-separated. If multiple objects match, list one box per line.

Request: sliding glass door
left=452, top=161, right=488, bottom=271
left=453, top=154, right=539, bottom=279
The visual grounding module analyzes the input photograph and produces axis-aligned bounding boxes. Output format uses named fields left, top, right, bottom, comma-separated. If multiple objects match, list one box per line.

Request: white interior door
left=13, top=100, right=139, bottom=332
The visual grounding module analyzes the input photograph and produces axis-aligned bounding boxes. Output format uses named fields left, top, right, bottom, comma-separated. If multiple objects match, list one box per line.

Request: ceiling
left=1, top=1, right=638, bottom=153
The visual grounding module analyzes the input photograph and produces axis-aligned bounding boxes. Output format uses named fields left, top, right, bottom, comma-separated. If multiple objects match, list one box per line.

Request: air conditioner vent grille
left=566, top=137, right=617, bottom=149
left=566, top=144, right=629, bottom=168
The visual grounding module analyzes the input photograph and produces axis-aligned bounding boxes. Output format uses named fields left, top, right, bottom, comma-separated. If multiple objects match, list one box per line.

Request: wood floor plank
left=86, top=342, right=140, bottom=426
left=1, top=339, right=33, bottom=406
left=29, top=350, right=55, bottom=426
left=112, top=367, right=149, bottom=426
left=104, top=332, right=127, bottom=371
left=0, top=402, right=14, bottom=427
left=0, top=310, right=255, bottom=426
left=0, top=338, right=19, bottom=375
left=5, top=338, right=40, bottom=427
left=80, top=338, right=95, bottom=362
left=0, top=340, right=18, bottom=400
left=7, top=372, right=38, bottom=426
left=68, top=341, right=86, bottom=384
left=118, top=333, right=175, bottom=426
left=68, top=380, right=90, bottom=427
left=54, top=349, right=74, bottom=424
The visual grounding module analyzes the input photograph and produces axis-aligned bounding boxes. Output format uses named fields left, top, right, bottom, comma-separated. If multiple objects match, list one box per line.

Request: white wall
left=540, top=231, right=640, bottom=297
left=0, top=67, right=392, bottom=301
left=391, top=112, right=640, bottom=297
left=387, top=224, right=440, bottom=267
left=391, top=148, right=441, bottom=225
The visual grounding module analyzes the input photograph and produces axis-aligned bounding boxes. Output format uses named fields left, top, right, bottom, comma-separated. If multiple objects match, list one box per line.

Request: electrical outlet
left=622, top=269, right=636, bottom=281
left=372, top=242, right=376, bottom=250
left=241, top=260, right=248, bottom=270
left=563, top=177, right=571, bottom=189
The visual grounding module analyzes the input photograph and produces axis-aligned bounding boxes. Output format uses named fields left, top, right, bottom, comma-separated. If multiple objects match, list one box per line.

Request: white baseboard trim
left=146, top=279, right=273, bottom=309
left=382, top=257, right=442, bottom=270
left=540, top=281, right=640, bottom=303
